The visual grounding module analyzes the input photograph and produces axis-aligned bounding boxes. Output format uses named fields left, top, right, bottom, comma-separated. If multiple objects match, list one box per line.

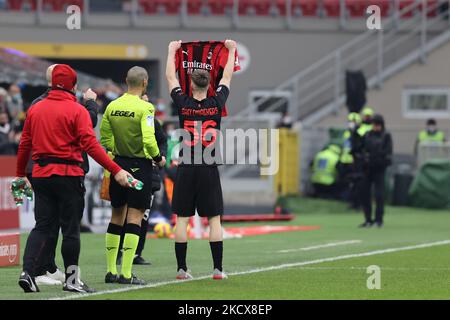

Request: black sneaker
left=105, top=272, right=119, bottom=284
left=358, top=221, right=373, bottom=228
left=118, top=274, right=146, bottom=285
left=18, top=271, right=40, bottom=293
left=375, top=221, right=384, bottom=228
left=63, top=280, right=96, bottom=293
left=133, top=255, right=151, bottom=265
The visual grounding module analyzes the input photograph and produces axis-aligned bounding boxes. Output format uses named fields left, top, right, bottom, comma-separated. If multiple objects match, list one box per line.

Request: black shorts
left=172, top=166, right=223, bottom=217
left=109, top=156, right=152, bottom=210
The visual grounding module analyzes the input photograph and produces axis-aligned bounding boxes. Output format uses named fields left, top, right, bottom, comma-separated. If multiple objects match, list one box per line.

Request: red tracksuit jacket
left=16, top=90, right=121, bottom=178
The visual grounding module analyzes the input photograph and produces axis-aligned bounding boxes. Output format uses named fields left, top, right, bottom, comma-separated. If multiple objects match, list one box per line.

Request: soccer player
left=165, top=39, right=237, bottom=280
left=100, top=66, right=166, bottom=285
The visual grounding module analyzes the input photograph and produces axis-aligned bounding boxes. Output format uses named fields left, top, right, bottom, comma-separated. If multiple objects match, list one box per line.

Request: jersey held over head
left=175, top=41, right=240, bottom=117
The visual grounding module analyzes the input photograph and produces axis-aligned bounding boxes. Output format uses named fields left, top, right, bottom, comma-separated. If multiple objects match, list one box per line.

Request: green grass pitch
left=1, top=198, right=450, bottom=300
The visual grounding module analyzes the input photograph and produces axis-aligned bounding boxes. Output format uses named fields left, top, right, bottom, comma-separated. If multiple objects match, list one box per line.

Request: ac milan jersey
left=170, top=85, right=229, bottom=166
left=175, top=41, right=240, bottom=117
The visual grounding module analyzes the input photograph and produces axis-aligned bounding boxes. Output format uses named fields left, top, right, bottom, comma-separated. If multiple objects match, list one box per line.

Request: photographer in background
left=359, top=114, right=393, bottom=229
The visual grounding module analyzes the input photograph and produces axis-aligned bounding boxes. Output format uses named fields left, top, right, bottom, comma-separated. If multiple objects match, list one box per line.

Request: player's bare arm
left=166, top=40, right=182, bottom=93
left=219, top=39, right=237, bottom=89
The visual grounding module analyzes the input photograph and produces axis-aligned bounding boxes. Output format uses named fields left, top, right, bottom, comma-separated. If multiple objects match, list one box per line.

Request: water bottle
left=25, top=187, right=34, bottom=201
left=128, top=177, right=144, bottom=190
left=11, top=178, right=26, bottom=206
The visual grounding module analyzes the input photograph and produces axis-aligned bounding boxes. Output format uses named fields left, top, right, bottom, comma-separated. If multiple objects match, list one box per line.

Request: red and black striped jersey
left=175, top=40, right=240, bottom=117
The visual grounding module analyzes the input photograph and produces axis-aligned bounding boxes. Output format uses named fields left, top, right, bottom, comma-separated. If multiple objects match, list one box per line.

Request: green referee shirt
left=100, top=93, right=160, bottom=160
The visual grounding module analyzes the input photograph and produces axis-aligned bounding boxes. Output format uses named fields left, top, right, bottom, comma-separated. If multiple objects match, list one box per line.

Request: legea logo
left=366, top=5, right=382, bottom=30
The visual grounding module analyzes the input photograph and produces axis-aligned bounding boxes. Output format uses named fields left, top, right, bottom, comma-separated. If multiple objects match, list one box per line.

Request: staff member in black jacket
left=359, top=114, right=393, bottom=228
left=29, top=64, right=101, bottom=286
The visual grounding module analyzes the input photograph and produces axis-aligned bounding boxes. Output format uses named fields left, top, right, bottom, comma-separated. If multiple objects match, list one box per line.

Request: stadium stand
left=1, top=0, right=443, bottom=18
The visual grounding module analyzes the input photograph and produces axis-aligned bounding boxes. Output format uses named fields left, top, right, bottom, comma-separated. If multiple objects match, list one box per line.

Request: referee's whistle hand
left=114, top=169, right=132, bottom=188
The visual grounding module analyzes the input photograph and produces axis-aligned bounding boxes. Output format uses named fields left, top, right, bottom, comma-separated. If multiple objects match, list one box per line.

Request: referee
left=15, top=64, right=131, bottom=293
left=100, top=66, right=165, bottom=285
left=165, top=40, right=236, bottom=280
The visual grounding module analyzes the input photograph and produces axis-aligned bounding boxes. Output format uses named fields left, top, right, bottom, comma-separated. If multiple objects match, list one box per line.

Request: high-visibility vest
left=357, top=123, right=373, bottom=136
left=418, top=130, right=445, bottom=144
left=311, top=149, right=340, bottom=186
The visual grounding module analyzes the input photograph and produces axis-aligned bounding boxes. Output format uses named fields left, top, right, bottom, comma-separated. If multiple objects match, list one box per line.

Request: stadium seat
left=240, top=0, right=273, bottom=16
left=139, top=0, right=158, bottom=14
left=346, top=0, right=368, bottom=18
left=6, top=0, right=22, bottom=10
left=208, top=0, right=234, bottom=15
left=139, top=0, right=181, bottom=15
left=323, top=0, right=341, bottom=17
left=421, top=0, right=439, bottom=17
left=346, top=0, right=390, bottom=18
left=296, top=0, right=319, bottom=17
left=239, top=0, right=271, bottom=16
left=398, top=0, right=416, bottom=17
left=44, top=0, right=83, bottom=12
left=276, top=0, right=319, bottom=17
left=7, top=0, right=35, bottom=11
left=187, top=0, right=204, bottom=15
left=369, top=0, right=391, bottom=17
left=156, top=0, right=181, bottom=15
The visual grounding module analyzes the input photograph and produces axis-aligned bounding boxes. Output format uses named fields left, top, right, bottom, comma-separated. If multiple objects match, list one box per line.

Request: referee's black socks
left=209, top=241, right=223, bottom=272
left=175, top=242, right=188, bottom=272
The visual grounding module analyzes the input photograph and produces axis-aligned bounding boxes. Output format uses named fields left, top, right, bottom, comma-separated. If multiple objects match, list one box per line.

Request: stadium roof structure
left=0, top=47, right=115, bottom=88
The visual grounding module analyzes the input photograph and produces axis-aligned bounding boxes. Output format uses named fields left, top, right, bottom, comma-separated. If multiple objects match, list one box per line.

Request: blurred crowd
left=0, top=81, right=170, bottom=155
left=0, top=84, right=25, bottom=155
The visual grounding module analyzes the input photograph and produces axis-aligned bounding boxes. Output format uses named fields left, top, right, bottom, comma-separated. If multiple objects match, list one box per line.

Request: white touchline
left=278, top=240, right=362, bottom=253
left=49, top=239, right=450, bottom=300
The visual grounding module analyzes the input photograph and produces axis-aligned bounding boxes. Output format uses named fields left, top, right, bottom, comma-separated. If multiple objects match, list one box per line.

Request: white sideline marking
left=50, top=239, right=450, bottom=300
left=278, top=240, right=362, bottom=253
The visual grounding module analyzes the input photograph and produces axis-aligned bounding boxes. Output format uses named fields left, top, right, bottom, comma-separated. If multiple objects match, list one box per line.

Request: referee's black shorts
left=109, top=156, right=152, bottom=210
left=172, top=165, right=223, bottom=218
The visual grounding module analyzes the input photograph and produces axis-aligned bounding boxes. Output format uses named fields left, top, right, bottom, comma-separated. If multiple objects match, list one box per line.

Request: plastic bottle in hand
left=11, top=178, right=26, bottom=206
left=25, top=187, right=33, bottom=201
left=128, top=177, right=144, bottom=190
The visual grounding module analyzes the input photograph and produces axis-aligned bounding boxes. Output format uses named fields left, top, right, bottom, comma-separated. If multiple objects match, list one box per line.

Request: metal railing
left=237, top=0, right=450, bottom=123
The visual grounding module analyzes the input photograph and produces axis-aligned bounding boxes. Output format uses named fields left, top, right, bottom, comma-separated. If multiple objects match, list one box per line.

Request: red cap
left=51, top=64, right=77, bottom=91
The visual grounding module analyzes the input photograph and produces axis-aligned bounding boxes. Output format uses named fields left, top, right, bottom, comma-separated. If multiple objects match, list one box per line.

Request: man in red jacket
left=15, top=64, right=131, bottom=294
